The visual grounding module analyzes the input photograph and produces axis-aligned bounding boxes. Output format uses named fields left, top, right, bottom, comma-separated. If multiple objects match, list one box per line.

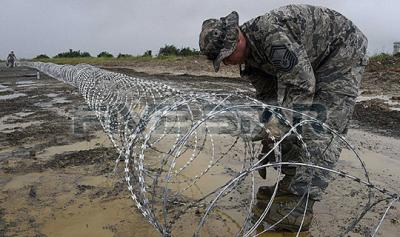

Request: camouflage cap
left=199, top=11, right=239, bottom=72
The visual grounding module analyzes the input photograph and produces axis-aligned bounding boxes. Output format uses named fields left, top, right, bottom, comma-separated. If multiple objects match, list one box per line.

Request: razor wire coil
left=25, top=62, right=399, bottom=237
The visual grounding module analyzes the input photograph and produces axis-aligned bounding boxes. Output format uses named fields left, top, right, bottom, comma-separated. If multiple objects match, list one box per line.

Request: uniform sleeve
left=240, top=65, right=278, bottom=105
left=264, top=29, right=316, bottom=126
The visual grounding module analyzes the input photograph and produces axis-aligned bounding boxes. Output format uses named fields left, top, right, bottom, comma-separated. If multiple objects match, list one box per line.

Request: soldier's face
left=223, top=29, right=247, bottom=65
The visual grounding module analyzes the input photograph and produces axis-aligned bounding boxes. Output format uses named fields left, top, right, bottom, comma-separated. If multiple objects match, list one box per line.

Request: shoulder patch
left=270, top=45, right=298, bottom=72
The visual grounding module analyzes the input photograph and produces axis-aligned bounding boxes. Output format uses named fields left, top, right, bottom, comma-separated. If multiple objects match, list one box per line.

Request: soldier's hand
left=265, top=114, right=288, bottom=140
left=257, top=137, right=276, bottom=179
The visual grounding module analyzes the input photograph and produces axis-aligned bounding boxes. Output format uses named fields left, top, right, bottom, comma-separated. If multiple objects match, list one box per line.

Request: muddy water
left=311, top=129, right=400, bottom=237
left=40, top=182, right=160, bottom=237
left=36, top=131, right=111, bottom=159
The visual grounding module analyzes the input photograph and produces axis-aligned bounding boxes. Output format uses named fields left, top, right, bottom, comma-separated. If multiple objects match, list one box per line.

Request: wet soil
left=0, top=66, right=159, bottom=237
left=353, top=99, right=400, bottom=137
left=0, top=64, right=399, bottom=236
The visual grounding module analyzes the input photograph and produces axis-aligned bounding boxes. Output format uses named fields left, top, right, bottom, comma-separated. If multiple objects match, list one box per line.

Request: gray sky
left=1, top=0, right=400, bottom=59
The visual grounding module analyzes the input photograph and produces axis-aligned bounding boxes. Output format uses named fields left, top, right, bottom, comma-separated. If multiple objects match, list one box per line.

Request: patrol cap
left=199, top=11, right=239, bottom=72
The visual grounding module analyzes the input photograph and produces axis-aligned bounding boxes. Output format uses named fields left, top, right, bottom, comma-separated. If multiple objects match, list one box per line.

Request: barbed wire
left=25, top=62, right=399, bottom=236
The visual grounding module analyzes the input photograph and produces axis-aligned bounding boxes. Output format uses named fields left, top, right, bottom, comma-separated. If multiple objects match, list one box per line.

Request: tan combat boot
left=256, top=230, right=311, bottom=237
left=252, top=186, right=314, bottom=236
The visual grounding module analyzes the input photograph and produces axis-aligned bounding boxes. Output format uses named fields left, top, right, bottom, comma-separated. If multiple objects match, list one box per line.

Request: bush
left=54, top=49, right=91, bottom=58
left=80, top=52, right=91, bottom=57
left=369, top=53, right=392, bottom=62
left=158, top=45, right=179, bottom=56
left=143, top=50, right=152, bottom=57
left=97, top=51, right=113, bottom=58
left=158, top=44, right=200, bottom=56
left=117, top=53, right=132, bottom=59
left=34, top=54, right=50, bottom=59
left=178, top=47, right=200, bottom=56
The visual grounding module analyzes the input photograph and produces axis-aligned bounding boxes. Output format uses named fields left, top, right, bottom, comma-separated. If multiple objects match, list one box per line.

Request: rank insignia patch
left=270, top=45, right=298, bottom=72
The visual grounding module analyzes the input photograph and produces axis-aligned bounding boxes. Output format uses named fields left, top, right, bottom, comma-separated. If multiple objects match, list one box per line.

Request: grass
left=31, top=55, right=200, bottom=65
left=369, top=53, right=394, bottom=62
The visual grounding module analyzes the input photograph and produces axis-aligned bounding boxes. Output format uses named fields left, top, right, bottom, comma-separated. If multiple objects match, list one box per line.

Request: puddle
left=41, top=197, right=160, bottom=237
left=0, top=146, right=37, bottom=160
left=0, top=114, right=20, bottom=123
left=46, top=93, right=59, bottom=98
left=0, top=113, right=41, bottom=133
left=0, top=121, right=42, bottom=133
left=53, top=97, right=71, bottom=104
left=33, top=101, right=73, bottom=117
left=16, top=83, right=47, bottom=88
left=3, top=173, right=42, bottom=191
left=0, top=93, right=27, bottom=100
left=78, top=176, right=111, bottom=187
left=0, top=88, right=13, bottom=93
left=357, top=95, right=400, bottom=111
left=33, top=97, right=71, bottom=108
left=34, top=101, right=53, bottom=108
left=14, top=111, right=35, bottom=117
left=16, top=80, right=36, bottom=85
left=36, top=132, right=111, bottom=159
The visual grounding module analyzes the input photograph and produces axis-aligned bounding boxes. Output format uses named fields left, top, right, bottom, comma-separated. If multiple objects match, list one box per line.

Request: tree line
left=34, top=45, right=200, bottom=59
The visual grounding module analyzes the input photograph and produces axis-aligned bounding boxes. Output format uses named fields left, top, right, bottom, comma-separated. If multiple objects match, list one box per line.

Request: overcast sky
left=1, top=0, right=400, bottom=59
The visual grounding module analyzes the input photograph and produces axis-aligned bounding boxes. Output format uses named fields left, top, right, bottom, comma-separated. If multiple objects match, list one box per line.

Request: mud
left=353, top=99, right=400, bottom=137
left=0, top=66, right=159, bottom=237
left=0, top=64, right=399, bottom=236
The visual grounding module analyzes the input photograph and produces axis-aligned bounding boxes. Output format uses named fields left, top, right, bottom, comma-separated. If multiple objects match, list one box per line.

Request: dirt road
left=0, top=65, right=399, bottom=236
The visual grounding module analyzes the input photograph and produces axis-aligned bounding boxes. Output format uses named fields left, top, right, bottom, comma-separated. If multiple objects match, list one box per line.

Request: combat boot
left=253, top=187, right=314, bottom=234
left=256, top=171, right=295, bottom=200
left=256, top=229, right=311, bottom=237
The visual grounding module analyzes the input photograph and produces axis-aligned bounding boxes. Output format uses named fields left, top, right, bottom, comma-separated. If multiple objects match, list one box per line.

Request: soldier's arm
left=240, top=65, right=278, bottom=105
left=264, top=30, right=316, bottom=126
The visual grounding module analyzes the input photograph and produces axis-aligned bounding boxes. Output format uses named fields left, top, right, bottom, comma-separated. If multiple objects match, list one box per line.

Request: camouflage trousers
left=249, top=32, right=368, bottom=200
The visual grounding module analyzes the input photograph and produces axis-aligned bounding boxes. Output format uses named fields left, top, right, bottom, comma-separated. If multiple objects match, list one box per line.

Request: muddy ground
left=0, top=61, right=399, bottom=237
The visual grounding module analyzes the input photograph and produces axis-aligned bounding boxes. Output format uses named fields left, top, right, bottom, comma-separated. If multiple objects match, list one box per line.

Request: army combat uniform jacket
left=239, top=5, right=368, bottom=198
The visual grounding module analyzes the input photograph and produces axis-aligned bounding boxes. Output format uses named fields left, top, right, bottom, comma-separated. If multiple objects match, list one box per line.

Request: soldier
left=199, top=4, right=368, bottom=236
left=7, top=51, right=17, bottom=68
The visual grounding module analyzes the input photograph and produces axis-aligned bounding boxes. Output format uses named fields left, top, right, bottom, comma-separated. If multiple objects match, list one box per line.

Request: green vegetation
left=158, top=45, right=200, bottom=56
left=367, top=52, right=400, bottom=70
left=178, top=47, right=200, bottom=56
left=369, top=53, right=393, bottom=62
left=143, top=50, right=152, bottom=57
left=34, top=55, right=199, bottom=65
left=97, top=51, right=113, bottom=58
left=34, top=54, right=50, bottom=59
left=117, top=53, right=133, bottom=59
left=35, top=57, right=116, bottom=65
left=31, top=45, right=201, bottom=65
left=55, top=49, right=91, bottom=58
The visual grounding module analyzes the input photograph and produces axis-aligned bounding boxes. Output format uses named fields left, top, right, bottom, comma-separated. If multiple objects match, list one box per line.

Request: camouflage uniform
left=199, top=6, right=369, bottom=233
left=200, top=5, right=368, bottom=200
left=200, top=4, right=368, bottom=232
left=238, top=5, right=368, bottom=199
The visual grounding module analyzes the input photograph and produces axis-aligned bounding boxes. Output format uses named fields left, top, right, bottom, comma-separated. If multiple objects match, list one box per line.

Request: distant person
left=7, top=51, right=17, bottom=68
left=199, top=4, right=368, bottom=236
